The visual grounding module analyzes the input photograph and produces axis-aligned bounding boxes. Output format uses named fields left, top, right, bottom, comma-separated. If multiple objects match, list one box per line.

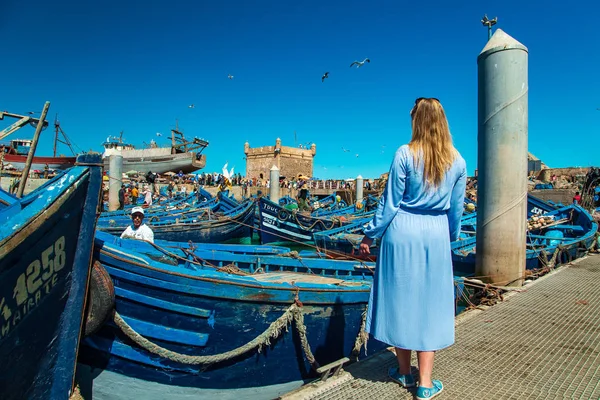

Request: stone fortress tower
left=244, top=138, right=316, bottom=181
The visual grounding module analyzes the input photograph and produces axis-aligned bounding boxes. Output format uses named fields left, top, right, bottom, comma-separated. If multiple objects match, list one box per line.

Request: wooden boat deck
left=280, top=254, right=600, bottom=400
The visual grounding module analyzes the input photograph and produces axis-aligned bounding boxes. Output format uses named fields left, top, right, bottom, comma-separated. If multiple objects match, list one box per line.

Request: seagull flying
left=321, top=72, right=329, bottom=82
left=342, top=147, right=350, bottom=152
left=188, top=104, right=195, bottom=108
left=350, top=58, right=370, bottom=68
left=355, top=154, right=359, bottom=158
left=156, top=132, right=162, bottom=137
left=228, top=74, right=234, bottom=80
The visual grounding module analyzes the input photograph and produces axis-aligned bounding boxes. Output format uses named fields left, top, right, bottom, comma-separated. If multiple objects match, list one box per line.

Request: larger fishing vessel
left=0, top=112, right=78, bottom=171
left=101, top=126, right=209, bottom=174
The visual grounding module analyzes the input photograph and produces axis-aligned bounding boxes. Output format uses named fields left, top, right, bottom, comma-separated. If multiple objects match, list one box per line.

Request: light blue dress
left=364, top=144, right=467, bottom=351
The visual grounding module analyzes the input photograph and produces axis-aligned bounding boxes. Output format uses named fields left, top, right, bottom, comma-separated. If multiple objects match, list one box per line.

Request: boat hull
left=452, top=204, right=598, bottom=274
left=3, top=154, right=77, bottom=170
left=0, top=155, right=102, bottom=400
left=77, top=235, right=383, bottom=398
left=258, top=198, right=364, bottom=244
left=102, top=153, right=206, bottom=174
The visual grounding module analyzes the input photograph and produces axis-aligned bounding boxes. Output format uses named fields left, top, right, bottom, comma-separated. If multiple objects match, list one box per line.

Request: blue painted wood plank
left=119, top=314, right=209, bottom=347
left=115, top=286, right=211, bottom=318
left=84, top=335, right=198, bottom=373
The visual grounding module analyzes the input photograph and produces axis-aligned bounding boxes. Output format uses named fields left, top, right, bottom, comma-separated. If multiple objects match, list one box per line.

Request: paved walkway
left=281, top=255, right=600, bottom=400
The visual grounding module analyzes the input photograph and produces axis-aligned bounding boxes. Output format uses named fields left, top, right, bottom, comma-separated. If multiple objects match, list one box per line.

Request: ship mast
left=52, top=114, right=76, bottom=157
left=53, top=116, right=58, bottom=157
left=169, top=119, right=209, bottom=155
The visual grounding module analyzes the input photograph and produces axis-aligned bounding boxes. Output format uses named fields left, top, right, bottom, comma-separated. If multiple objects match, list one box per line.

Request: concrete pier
left=270, top=165, right=280, bottom=203
left=281, top=255, right=600, bottom=400
left=108, top=155, right=123, bottom=211
left=476, top=29, right=529, bottom=286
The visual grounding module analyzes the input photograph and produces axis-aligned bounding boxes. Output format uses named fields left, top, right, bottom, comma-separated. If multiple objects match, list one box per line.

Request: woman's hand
left=359, top=236, right=374, bottom=255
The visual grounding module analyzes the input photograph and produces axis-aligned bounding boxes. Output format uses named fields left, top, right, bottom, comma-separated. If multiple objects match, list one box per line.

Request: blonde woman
left=359, top=98, right=466, bottom=399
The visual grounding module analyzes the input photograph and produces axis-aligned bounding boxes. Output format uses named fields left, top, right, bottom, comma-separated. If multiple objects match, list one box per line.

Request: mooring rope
left=113, top=301, right=319, bottom=369
left=293, top=212, right=338, bottom=231
left=351, top=308, right=368, bottom=358
left=69, top=385, right=84, bottom=400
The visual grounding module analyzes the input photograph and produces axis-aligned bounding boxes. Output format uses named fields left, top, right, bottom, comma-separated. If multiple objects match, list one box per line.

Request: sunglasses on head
left=411, top=97, right=440, bottom=116
left=414, top=97, right=440, bottom=105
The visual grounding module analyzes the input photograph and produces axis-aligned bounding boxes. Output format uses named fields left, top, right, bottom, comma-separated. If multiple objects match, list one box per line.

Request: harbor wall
left=529, top=189, right=576, bottom=205
left=536, top=167, right=588, bottom=182
left=0, top=177, right=45, bottom=195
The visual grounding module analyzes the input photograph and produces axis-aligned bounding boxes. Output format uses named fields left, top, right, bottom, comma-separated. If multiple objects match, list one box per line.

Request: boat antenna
left=481, top=14, right=498, bottom=40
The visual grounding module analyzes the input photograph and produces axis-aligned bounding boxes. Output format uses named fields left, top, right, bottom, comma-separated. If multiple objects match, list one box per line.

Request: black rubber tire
left=83, top=261, right=115, bottom=337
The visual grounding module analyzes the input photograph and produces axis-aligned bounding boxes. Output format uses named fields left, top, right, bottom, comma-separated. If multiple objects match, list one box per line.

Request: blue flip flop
left=416, top=379, right=443, bottom=399
left=388, top=367, right=416, bottom=388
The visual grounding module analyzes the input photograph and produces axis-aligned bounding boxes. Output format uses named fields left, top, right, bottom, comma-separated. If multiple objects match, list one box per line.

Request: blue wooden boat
left=311, top=194, right=561, bottom=261
left=98, top=197, right=219, bottom=224
left=313, top=212, right=477, bottom=261
left=0, top=154, right=103, bottom=400
left=97, top=200, right=256, bottom=243
left=527, top=193, right=560, bottom=217
left=96, top=195, right=239, bottom=227
left=102, top=188, right=215, bottom=217
left=76, top=231, right=467, bottom=399
left=278, top=192, right=344, bottom=211
left=257, top=197, right=373, bottom=245
left=452, top=204, right=598, bottom=274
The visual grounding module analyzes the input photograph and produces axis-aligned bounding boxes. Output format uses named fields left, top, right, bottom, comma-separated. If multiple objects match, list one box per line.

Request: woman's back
left=394, top=145, right=466, bottom=213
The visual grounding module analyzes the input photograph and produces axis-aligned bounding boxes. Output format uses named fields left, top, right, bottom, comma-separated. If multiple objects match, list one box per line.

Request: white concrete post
left=108, top=155, right=123, bottom=211
left=356, top=175, right=364, bottom=205
left=269, top=165, right=280, bottom=203
left=476, top=29, right=528, bottom=286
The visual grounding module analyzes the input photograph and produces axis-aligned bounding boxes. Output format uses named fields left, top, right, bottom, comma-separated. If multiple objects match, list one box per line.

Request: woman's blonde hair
left=408, top=98, right=457, bottom=188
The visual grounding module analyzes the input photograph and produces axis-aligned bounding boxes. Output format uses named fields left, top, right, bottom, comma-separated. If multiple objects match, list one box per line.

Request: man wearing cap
left=120, top=206, right=154, bottom=243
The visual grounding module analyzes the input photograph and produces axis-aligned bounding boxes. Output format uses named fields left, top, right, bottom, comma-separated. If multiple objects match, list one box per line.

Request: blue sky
left=1, top=1, right=598, bottom=179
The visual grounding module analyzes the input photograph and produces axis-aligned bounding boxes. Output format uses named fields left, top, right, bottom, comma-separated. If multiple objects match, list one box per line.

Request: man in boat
left=297, top=187, right=311, bottom=212
left=142, top=186, right=153, bottom=207
left=295, top=177, right=311, bottom=212
left=118, top=184, right=126, bottom=210
left=120, top=206, right=154, bottom=243
left=131, top=184, right=139, bottom=205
